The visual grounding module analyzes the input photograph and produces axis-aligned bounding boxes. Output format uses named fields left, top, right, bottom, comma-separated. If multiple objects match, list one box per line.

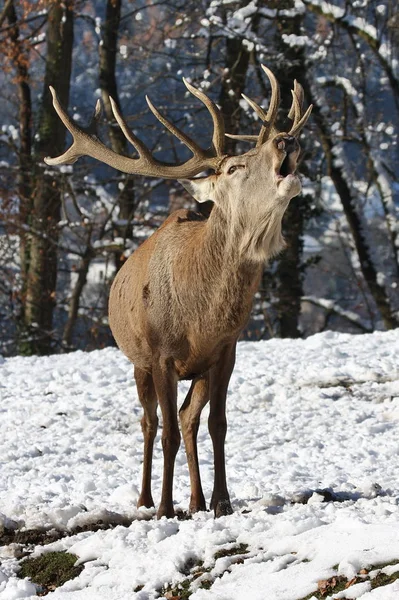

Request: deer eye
left=227, top=165, right=243, bottom=175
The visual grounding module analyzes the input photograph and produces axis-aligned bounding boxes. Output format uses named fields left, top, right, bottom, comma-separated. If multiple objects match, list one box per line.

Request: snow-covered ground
left=1, top=329, right=399, bottom=599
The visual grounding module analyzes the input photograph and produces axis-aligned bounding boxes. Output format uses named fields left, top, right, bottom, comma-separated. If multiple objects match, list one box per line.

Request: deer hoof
left=213, top=499, right=233, bottom=518
left=157, top=504, right=175, bottom=519
left=189, top=499, right=207, bottom=514
left=137, top=494, right=155, bottom=509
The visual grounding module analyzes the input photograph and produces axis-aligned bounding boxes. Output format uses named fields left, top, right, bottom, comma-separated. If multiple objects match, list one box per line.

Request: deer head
left=180, top=69, right=310, bottom=211
left=44, top=65, right=311, bottom=220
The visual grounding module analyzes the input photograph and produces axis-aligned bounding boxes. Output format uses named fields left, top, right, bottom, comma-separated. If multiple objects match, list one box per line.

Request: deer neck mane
left=205, top=199, right=286, bottom=265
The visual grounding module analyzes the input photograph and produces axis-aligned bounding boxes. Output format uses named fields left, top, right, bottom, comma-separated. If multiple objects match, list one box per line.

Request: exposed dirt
left=0, top=515, right=135, bottom=549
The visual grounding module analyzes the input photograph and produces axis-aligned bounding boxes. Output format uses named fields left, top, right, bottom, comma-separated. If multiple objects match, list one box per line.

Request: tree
left=1, top=0, right=75, bottom=354
left=99, top=0, right=137, bottom=269
left=1, top=0, right=34, bottom=349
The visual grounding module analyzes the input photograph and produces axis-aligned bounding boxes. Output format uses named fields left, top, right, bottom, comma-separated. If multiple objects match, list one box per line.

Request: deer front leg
left=135, top=366, right=158, bottom=509
left=209, top=342, right=236, bottom=518
left=179, top=374, right=209, bottom=514
left=152, top=359, right=180, bottom=519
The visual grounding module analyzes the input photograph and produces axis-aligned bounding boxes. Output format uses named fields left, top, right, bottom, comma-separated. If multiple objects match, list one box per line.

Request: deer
left=45, top=66, right=312, bottom=519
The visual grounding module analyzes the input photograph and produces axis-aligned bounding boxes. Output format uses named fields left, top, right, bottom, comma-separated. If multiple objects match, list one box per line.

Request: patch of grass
left=19, top=551, right=83, bottom=595
left=369, top=560, right=399, bottom=589
left=191, top=561, right=212, bottom=581
left=371, top=570, right=399, bottom=588
left=213, top=543, right=248, bottom=561
left=199, top=578, right=213, bottom=590
left=300, top=575, right=349, bottom=599
left=162, top=578, right=192, bottom=599
left=161, top=544, right=249, bottom=598
left=161, top=562, right=214, bottom=599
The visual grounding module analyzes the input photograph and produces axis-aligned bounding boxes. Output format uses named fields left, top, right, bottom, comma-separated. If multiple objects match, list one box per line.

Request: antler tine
left=289, top=102, right=313, bottom=137
left=44, top=86, right=92, bottom=165
left=87, top=99, right=102, bottom=134
left=261, top=65, right=280, bottom=118
left=145, top=95, right=206, bottom=158
left=257, top=65, right=280, bottom=146
left=225, top=133, right=258, bottom=142
left=287, top=80, right=312, bottom=137
left=225, top=95, right=267, bottom=143
left=183, top=78, right=225, bottom=156
left=288, top=80, right=303, bottom=121
left=241, top=93, right=268, bottom=122
left=288, top=89, right=302, bottom=129
left=109, top=96, right=153, bottom=160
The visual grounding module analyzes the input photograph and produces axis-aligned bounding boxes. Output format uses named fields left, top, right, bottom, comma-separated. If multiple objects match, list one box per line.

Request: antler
left=287, top=80, right=313, bottom=137
left=44, top=81, right=227, bottom=178
left=226, top=65, right=312, bottom=144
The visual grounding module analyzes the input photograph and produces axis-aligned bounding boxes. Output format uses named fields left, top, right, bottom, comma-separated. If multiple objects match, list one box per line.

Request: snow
left=281, top=34, right=311, bottom=48
left=302, top=0, right=345, bottom=19
left=1, top=330, right=399, bottom=598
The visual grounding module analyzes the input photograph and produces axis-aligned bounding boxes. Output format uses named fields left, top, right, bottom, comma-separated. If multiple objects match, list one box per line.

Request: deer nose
left=275, top=135, right=297, bottom=154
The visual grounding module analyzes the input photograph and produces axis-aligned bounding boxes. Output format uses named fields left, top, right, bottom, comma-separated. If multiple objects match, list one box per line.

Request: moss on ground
left=19, top=551, right=83, bottom=595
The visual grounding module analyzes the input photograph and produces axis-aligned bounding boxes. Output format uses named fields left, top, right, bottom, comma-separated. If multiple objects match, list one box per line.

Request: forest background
left=0, top=0, right=398, bottom=357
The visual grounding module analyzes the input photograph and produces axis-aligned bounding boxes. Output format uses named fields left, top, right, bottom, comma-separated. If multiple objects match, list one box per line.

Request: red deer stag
left=45, top=66, right=312, bottom=518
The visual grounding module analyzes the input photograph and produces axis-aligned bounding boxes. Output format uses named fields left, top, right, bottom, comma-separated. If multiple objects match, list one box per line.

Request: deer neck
left=205, top=199, right=286, bottom=266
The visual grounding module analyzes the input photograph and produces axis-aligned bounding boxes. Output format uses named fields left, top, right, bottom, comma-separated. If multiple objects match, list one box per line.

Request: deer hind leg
left=152, top=358, right=180, bottom=519
left=179, top=374, right=209, bottom=514
left=208, top=342, right=236, bottom=517
left=135, top=366, right=158, bottom=510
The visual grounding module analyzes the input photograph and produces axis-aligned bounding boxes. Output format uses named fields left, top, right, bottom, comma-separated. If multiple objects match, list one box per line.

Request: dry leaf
left=345, top=577, right=359, bottom=588
left=317, top=576, right=345, bottom=596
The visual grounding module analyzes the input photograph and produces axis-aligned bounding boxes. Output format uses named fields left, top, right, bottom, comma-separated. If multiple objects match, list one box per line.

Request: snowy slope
left=1, top=330, right=399, bottom=599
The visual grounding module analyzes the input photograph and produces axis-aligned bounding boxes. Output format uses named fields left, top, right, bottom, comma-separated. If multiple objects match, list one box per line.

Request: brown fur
left=109, top=207, right=264, bottom=378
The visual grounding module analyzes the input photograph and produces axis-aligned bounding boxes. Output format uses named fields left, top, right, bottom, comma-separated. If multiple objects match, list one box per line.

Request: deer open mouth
left=276, top=153, right=297, bottom=181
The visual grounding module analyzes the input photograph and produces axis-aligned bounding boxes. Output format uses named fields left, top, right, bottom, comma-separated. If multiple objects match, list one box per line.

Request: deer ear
left=179, top=176, right=216, bottom=203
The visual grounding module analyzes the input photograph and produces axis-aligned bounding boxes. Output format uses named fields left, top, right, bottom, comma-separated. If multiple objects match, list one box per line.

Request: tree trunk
left=218, top=37, right=250, bottom=154
left=5, top=0, right=33, bottom=323
left=99, top=0, right=136, bottom=270
left=62, top=231, right=95, bottom=351
left=273, top=13, right=312, bottom=338
left=23, top=0, right=74, bottom=355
